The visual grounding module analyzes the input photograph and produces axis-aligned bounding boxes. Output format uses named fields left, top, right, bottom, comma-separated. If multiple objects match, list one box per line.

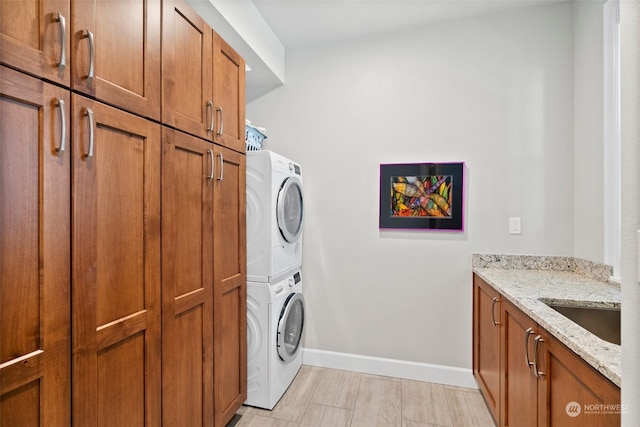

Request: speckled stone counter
left=472, top=254, right=621, bottom=387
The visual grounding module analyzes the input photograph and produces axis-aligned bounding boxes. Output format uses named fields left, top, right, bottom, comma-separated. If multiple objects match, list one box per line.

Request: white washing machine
left=246, top=150, right=304, bottom=283
left=245, top=269, right=305, bottom=410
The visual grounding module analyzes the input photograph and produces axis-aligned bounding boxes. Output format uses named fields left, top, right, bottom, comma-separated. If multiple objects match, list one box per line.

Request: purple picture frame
left=379, top=162, right=464, bottom=230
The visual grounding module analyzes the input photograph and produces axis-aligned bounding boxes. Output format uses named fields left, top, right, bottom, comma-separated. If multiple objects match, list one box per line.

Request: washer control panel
left=270, top=270, right=301, bottom=297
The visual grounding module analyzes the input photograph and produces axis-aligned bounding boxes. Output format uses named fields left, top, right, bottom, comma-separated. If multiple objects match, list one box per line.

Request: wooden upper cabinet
left=71, top=0, right=161, bottom=120
left=212, top=146, right=247, bottom=426
left=161, top=127, right=214, bottom=427
left=0, top=0, right=71, bottom=86
left=162, top=0, right=213, bottom=140
left=71, top=94, right=161, bottom=427
left=0, top=65, right=71, bottom=426
left=162, top=0, right=246, bottom=149
left=213, top=33, right=246, bottom=153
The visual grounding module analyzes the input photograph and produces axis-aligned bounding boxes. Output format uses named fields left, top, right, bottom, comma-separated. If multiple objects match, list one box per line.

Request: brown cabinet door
left=162, top=0, right=213, bottom=140
left=71, top=94, right=161, bottom=427
left=501, top=300, right=538, bottom=427
left=0, top=0, right=71, bottom=86
left=71, top=0, right=161, bottom=120
left=536, top=330, right=621, bottom=427
left=212, top=146, right=247, bottom=426
left=212, top=33, right=245, bottom=153
left=161, top=127, right=214, bottom=427
left=0, top=66, right=70, bottom=426
left=473, top=275, right=501, bottom=425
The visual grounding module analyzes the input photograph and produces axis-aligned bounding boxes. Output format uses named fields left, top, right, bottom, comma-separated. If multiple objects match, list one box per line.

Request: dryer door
left=276, top=176, right=303, bottom=243
left=276, top=292, right=305, bottom=362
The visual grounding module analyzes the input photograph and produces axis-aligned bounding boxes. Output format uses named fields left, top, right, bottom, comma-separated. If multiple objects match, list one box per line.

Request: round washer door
left=276, top=176, right=303, bottom=243
left=276, top=292, right=305, bottom=362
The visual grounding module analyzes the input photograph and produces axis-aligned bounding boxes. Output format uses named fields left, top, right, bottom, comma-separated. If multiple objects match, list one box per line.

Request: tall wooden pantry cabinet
left=0, top=65, right=71, bottom=427
left=1, top=0, right=247, bottom=425
left=162, top=0, right=247, bottom=424
left=160, top=128, right=215, bottom=427
left=212, top=147, right=247, bottom=426
left=70, top=95, right=162, bottom=426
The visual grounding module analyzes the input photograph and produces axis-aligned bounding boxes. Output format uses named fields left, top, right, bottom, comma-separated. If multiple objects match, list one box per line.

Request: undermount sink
left=543, top=301, right=621, bottom=345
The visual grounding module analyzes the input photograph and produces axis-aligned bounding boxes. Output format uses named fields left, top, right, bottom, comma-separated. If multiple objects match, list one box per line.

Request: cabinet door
left=0, top=66, right=70, bottom=426
left=72, top=0, right=161, bottom=120
left=212, top=33, right=245, bottom=153
left=501, top=300, right=538, bottom=427
left=212, top=146, right=247, bottom=426
left=162, top=0, right=213, bottom=140
left=161, top=127, right=214, bottom=427
left=72, top=95, right=161, bottom=427
left=473, top=275, right=501, bottom=425
left=0, top=0, right=70, bottom=86
left=536, top=330, right=621, bottom=427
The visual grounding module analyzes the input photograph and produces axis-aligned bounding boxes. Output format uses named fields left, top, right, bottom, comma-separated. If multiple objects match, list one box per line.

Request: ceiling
left=251, top=0, right=566, bottom=50
left=231, top=0, right=567, bottom=100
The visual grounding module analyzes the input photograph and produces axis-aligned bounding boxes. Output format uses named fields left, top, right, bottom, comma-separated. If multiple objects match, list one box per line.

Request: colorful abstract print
left=391, top=175, right=452, bottom=218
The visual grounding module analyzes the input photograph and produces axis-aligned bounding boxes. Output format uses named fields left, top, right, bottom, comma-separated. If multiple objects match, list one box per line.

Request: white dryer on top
left=246, top=150, right=304, bottom=283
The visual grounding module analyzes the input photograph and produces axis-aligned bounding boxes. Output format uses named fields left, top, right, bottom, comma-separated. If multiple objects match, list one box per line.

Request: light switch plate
left=509, top=217, right=522, bottom=235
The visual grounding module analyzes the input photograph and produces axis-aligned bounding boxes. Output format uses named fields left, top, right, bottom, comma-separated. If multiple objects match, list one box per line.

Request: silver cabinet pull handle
left=83, top=107, right=94, bottom=158
left=83, top=30, right=94, bottom=81
left=206, top=101, right=214, bottom=132
left=533, top=335, right=545, bottom=377
left=55, top=13, right=66, bottom=71
left=55, top=98, right=66, bottom=154
left=217, top=151, right=224, bottom=181
left=207, top=149, right=214, bottom=180
left=491, top=297, right=500, bottom=326
left=216, top=106, right=223, bottom=136
left=524, top=327, right=535, bottom=368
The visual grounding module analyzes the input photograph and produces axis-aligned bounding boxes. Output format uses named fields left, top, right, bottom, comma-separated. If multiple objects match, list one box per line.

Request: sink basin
left=543, top=302, right=621, bottom=345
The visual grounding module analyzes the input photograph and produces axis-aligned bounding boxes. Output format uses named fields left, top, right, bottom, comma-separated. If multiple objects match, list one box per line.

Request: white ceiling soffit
left=252, top=0, right=569, bottom=49
left=187, top=0, right=286, bottom=102
left=189, top=0, right=568, bottom=102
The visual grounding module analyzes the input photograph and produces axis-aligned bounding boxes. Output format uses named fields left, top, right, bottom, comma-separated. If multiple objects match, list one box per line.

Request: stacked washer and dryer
left=245, top=150, right=305, bottom=410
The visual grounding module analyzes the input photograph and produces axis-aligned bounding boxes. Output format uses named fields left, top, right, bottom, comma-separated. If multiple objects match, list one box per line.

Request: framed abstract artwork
left=379, top=162, right=464, bottom=230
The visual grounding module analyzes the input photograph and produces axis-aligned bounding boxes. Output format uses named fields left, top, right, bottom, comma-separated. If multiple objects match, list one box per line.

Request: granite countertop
left=472, top=255, right=621, bottom=387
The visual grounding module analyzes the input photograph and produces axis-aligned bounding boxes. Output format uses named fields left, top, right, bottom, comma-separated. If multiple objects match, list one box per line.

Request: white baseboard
left=301, top=348, right=477, bottom=389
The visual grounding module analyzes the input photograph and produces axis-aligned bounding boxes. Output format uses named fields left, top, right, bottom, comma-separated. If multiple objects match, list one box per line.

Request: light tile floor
left=235, top=366, right=495, bottom=427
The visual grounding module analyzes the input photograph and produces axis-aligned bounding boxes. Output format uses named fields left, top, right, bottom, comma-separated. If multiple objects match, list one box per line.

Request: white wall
left=248, top=3, right=575, bottom=372
left=620, top=1, right=640, bottom=424
left=574, top=0, right=605, bottom=264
